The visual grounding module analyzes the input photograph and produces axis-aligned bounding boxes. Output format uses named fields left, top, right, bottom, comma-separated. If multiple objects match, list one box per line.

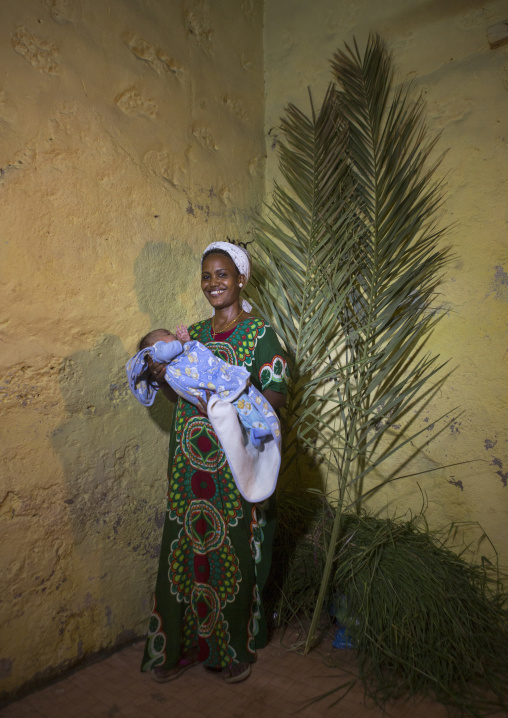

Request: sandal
left=222, top=662, right=251, bottom=684
left=150, top=655, right=199, bottom=683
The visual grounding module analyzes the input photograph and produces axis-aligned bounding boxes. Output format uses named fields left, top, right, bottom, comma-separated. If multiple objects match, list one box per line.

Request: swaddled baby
left=126, top=327, right=278, bottom=448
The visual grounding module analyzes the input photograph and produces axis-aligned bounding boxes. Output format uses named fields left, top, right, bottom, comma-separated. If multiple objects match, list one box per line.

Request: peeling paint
left=494, top=265, right=508, bottom=285
left=154, top=508, right=165, bottom=529
left=487, top=265, right=508, bottom=300
left=449, top=421, right=461, bottom=435
left=491, top=458, right=508, bottom=487
left=448, top=478, right=464, bottom=491
left=112, top=515, right=123, bottom=535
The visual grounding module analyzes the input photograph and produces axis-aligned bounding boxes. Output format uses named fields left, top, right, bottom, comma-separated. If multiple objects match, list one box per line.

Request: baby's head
left=138, top=328, right=176, bottom=351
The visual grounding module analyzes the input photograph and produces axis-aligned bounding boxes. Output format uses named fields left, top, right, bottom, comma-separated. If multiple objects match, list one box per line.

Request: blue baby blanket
left=126, top=339, right=282, bottom=502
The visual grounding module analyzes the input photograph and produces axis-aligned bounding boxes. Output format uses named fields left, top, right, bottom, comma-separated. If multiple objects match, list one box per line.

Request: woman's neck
left=212, top=303, right=245, bottom=335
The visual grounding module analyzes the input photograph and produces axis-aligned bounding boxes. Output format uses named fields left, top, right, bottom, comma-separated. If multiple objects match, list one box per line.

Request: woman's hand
left=148, top=360, right=168, bottom=385
left=197, top=390, right=212, bottom=417
left=147, top=358, right=178, bottom=403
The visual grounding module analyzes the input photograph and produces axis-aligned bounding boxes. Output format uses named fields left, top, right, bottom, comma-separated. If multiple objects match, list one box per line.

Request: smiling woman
left=200, top=245, right=287, bottom=412
left=141, top=241, right=289, bottom=685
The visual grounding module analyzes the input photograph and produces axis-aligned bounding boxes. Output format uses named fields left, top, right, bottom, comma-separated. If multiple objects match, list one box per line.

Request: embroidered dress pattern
left=141, top=318, right=288, bottom=672
left=260, top=355, right=290, bottom=390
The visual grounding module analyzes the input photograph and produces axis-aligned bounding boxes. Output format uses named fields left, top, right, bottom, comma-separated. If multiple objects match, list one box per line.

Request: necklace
left=211, top=309, right=244, bottom=337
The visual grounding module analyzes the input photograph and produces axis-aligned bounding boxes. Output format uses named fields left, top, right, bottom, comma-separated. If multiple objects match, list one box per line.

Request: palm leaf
left=248, top=84, right=360, bottom=473
left=247, top=34, right=452, bottom=655
left=297, top=37, right=452, bottom=650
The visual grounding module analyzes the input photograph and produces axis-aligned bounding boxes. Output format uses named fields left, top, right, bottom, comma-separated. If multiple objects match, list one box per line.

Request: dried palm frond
left=274, top=494, right=508, bottom=715
left=334, top=512, right=508, bottom=715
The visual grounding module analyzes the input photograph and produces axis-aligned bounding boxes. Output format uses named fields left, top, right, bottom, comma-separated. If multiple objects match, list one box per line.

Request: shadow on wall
left=47, top=334, right=167, bottom=661
left=51, top=334, right=167, bottom=552
left=50, top=239, right=199, bottom=555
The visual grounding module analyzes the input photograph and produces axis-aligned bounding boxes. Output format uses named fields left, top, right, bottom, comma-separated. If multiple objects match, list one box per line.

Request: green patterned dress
left=141, top=317, right=289, bottom=672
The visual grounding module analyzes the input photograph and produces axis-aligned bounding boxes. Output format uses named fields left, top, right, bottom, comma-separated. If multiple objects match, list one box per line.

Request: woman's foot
left=222, top=662, right=251, bottom=684
left=150, top=650, right=200, bottom=683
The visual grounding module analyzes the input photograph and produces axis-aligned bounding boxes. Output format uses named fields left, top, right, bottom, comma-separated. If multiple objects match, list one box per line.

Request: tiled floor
left=0, top=630, right=501, bottom=718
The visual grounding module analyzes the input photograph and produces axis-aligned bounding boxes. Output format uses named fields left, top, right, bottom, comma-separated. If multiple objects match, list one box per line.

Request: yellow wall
left=265, top=1, right=507, bottom=561
left=0, top=0, right=264, bottom=697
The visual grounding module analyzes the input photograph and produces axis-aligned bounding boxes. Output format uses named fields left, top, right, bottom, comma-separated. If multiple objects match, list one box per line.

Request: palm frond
left=249, top=84, right=360, bottom=472
left=280, top=35, right=452, bottom=651
left=247, top=33, right=453, bottom=655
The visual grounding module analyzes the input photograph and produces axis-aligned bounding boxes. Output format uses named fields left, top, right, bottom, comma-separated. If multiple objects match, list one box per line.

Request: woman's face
left=201, top=253, right=244, bottom=310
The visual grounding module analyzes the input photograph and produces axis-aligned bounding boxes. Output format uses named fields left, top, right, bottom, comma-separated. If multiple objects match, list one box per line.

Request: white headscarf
left=202, top=241, right=252, bottom=313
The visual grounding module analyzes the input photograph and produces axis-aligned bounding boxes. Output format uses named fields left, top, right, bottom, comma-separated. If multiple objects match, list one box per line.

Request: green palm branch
left=248, top=34, right=452, bottom=652
left=327, top=35, right=451, bottom=506
left=249, top=84, right=361, bottom=476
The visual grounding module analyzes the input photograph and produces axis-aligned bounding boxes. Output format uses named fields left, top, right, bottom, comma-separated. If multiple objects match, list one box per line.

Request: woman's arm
left=148, top=360, right=178, bottom=403
left=263, top=388, right=286, bottom=411
left=157, top=382, right=179, bottom=403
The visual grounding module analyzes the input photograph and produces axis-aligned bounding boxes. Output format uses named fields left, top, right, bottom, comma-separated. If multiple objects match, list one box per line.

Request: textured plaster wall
left=0, top=0, right=264, bottom=697
left=265, top=1, right=507, bottom=563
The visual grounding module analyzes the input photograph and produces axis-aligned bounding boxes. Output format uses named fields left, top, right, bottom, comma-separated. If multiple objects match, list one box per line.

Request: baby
left=140, top=324, right=191, bottom=350
left=126, top=326, right=278, bottom=448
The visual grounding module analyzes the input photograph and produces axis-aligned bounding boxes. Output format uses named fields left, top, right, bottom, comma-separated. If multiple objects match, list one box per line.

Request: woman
left=141, top=241, right=289, bottom=684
